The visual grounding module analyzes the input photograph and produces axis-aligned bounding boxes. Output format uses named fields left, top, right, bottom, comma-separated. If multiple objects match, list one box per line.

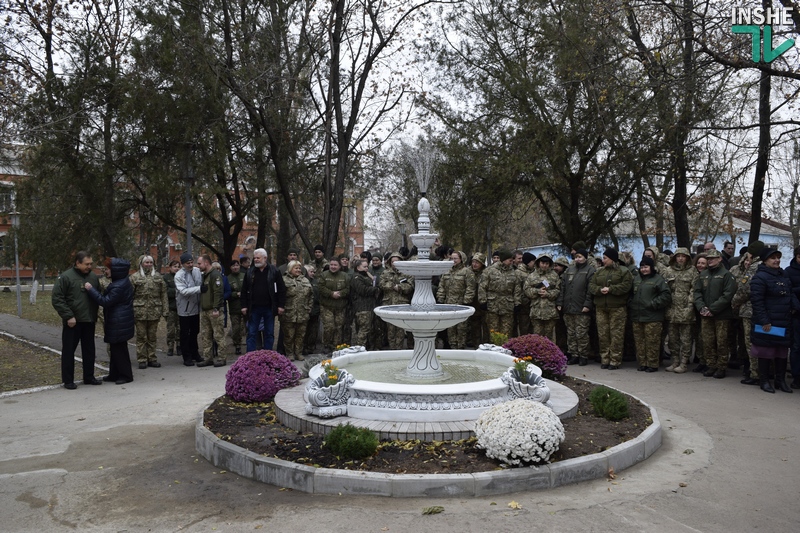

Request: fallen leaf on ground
left=422, top=506, right=444, bottom=515
left=679, top=482, right=688, bottom=487
left=508, top=501, right=521, bottom=509
left=607, top=467, right=616, bottom=480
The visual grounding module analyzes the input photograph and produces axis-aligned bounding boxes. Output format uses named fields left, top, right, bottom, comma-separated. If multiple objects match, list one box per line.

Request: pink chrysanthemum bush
left=503, top=334, right=567, bottom=380
left=225, top=350, right=301, bottom=402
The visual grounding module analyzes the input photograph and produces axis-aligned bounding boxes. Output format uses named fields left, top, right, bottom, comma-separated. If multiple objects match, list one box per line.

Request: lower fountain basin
left=311, top=348, right=522, bottom=422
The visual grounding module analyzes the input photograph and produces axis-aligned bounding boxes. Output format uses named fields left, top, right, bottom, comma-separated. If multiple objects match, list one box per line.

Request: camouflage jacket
left=130, top=271, right=168, bottom=321
left=282, top=272, right=313, bottom=322
left=514, top=264, right=533, bottom=306
left=662, top=264, right=699, bottom=324
left=478, top=263, right=521, bottom=315
left=436, top=255, right=476, bottom=305
left=524, top=268, right=561, bottom=321
left=731, top=259, right=760, bottom=318
left=379, top=267, right=415, bottom=305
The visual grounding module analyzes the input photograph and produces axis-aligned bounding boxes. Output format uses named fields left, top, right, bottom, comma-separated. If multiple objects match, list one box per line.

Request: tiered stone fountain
left=303, top=190, right=566, bottom=423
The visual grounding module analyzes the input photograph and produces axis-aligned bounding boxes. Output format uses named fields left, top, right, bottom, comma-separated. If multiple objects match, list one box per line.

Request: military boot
left=673, top=357, right=690, bottom=374
left=665, top=357, right=679, bottom=372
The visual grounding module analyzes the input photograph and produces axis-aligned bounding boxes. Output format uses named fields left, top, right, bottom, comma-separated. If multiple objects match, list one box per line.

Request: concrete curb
left=195, top=385, right=662, bottom=497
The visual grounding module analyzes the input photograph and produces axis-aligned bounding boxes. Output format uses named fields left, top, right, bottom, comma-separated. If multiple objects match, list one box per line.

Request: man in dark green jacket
left=197, top=254, right=227, bottom=367
left=318, top=257, right=351, bottom=352
left=694, top=249, right=737, bottom=378
left=52, top=251, right=102, bottom=389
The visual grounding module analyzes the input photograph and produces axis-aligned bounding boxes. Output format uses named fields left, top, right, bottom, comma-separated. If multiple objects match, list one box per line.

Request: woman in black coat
left=750, top=248, right=799, bottom=393
left=85, top=258, right=135, bottom=384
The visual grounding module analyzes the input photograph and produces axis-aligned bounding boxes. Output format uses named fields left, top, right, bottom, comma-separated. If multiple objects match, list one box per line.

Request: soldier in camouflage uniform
left=478, top=249, right=521, bottom=338
left=130, top=255, right=168, bottom=369
left=589, top=248, right=633, bottom=369
left=513, top=252, right=535, bottom=337
left=163, top=260, right=181, bottom=357
left=197, top=255, right=227, bottom=367
left=629, top=257, right=672, bottom=371
left=318, top=257, right=351, bottom=352
left=731, top=241, right=764, bottom=384
left=524, top=254, right=561, bottom=342
left=467, top=253, right=488, bottom=347
left=350, top=258, right=381, bottom=348
left=693, top=249, right=737, bottom=378
left=379, top=253, right=415, bottom=349
left=557, top=249, right=595, bottom=365
left=436, top=251, right=476, bottom=349
left=662, top=248, right=699, bottom=373
left=281, top=260, right=313, bottom=360
left=226, top=260, right=245, bottom=355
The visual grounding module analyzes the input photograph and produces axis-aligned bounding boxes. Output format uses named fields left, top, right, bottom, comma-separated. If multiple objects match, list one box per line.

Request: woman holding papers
left=750, top=248, right=799, bottom=393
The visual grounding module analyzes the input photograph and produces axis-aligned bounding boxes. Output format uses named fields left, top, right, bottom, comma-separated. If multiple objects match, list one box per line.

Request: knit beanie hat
left=747, top=240, right=765, bottom=259
left=180, top=252, right=193, bottom=264
left=497, top=249, right=513, bottom=262
left=639, top=257, right=655, bottom=269
left=522, top=252, right=536, bottom=265
left=603, top=247, right=619, bottom=264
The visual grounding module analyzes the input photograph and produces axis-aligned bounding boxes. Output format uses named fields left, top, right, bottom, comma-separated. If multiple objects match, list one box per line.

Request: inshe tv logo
left=731, top=7, right=795, bottom=63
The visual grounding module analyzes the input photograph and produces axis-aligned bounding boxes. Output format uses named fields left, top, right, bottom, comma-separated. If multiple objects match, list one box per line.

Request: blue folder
left=754, top=325, right=786, bottom=337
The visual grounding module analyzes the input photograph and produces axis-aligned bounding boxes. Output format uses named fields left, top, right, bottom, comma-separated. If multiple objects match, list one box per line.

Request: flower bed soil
left=203, top=376, right=652, bottom=474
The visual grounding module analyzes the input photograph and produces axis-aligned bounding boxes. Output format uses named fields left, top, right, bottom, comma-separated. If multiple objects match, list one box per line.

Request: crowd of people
left=52, top=239, right=800, bottom=395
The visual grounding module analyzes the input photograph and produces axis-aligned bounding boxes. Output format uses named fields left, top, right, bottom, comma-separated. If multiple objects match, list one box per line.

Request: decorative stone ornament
left=304, top=370, right=355, bottom=418
left=501, top=366, right=552, bottom=404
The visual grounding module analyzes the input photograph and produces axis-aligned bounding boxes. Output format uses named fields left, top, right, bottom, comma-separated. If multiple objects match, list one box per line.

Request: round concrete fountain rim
left=312, top=349, right=526, bottom=394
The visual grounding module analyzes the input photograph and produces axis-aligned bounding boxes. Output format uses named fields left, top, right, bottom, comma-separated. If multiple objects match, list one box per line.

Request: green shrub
left=324, top=424, right=379, bottom=460
left=588, top=386, right=630, bottom=421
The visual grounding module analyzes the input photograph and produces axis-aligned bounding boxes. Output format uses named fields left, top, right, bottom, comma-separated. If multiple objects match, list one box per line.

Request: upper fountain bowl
left=374, top=304, right=474, bottom=332
left=393, top=259, right=453, bottom=277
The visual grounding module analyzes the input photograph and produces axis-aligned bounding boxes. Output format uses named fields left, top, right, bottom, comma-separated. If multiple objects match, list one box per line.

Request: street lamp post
left=10, top=211, right=21, bottom=318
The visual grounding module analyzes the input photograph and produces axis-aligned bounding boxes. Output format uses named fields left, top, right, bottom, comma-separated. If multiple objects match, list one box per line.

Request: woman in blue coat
left=750, top=248, right=799, bottom=393
left=85, top=258, right=135, bottom=384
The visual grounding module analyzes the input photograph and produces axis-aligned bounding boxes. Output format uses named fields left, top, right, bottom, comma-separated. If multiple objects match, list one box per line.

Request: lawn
left=0, top=289, right=63, bottom=326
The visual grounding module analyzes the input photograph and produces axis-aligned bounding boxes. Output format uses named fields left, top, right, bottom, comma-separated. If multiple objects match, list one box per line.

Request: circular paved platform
left=196, top=381, right=662, bottom=497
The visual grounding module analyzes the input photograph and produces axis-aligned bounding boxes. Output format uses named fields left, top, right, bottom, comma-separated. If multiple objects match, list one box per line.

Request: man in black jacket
left=241, top=248, right=287, bottom=352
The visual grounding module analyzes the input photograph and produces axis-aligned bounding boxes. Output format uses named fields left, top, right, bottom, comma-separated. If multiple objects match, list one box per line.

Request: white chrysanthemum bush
left=475, top=399, right=565, bottom=466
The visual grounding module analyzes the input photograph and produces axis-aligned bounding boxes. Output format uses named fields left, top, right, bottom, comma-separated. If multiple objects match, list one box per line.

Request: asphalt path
left=1, top=314, right=798, bottom=532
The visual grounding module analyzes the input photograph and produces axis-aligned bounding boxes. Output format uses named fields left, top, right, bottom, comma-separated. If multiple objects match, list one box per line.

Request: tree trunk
left=750, top=68, right=771, bottom=243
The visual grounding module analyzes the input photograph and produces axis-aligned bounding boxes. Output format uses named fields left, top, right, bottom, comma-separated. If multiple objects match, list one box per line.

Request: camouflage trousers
left=229, top=312, right=244, bottom=349
left=370, top=314, right=386, bottom=350
left=632, top=321, right=663, bottom=368
left=320, top=306, right=345, bottom=351
left=700, top=317, right=729, bottom=370
left=166, top=309, right=180, bottom=350
left=281, top=320, right=307, bottom=360
left=564, top=313, right=591, bottom=358
left=447, top=320, right=469, bottom=350
left=514, top=305, right=531, bottom=337
left=354, top=311, right=373, bottom=348
left=200, top=310, right=226, bottom=364
left=342, top=306, right=354, bottom=346
left=555, top=315, right=568, bottom=353
left=531, top=318, right=557, bottom=343
left=304, top=314, right=320, bottom=354
left=668, top=322, right=693, bottom=363
left=742, top=318, right=757, bottom=379
left=486, top=312, right=514, bottom=338
left=135, top=319, right=160, bottom=364
left=387, top=323, right=407, bottom=350
left=596, top=307, right=627, bottom=366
